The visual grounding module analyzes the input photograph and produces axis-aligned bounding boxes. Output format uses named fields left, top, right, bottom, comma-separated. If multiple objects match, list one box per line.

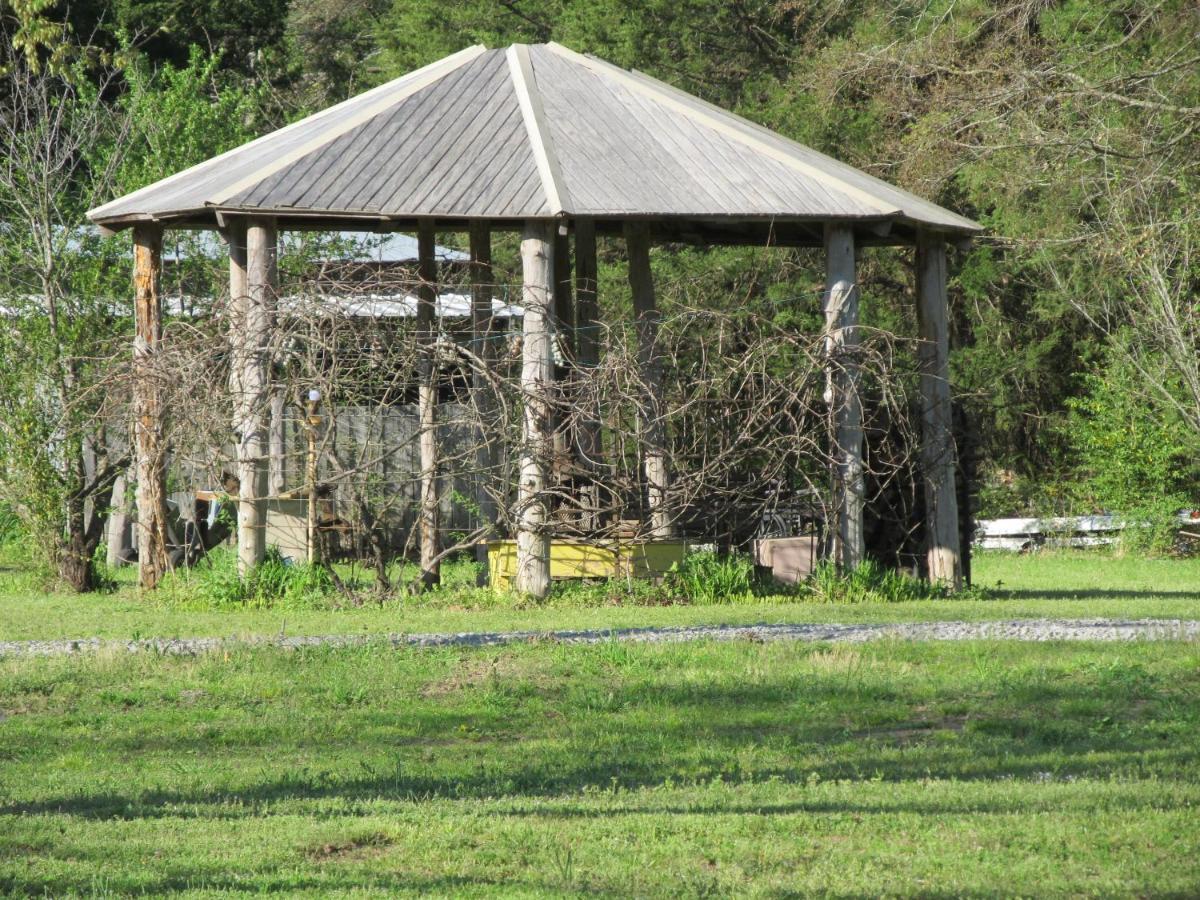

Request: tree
left=0, top=30, right=132, bottom=590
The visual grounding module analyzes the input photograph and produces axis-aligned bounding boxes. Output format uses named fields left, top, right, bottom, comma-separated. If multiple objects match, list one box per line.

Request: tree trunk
left=59, top=497, right=95, bottom=592
left=515, top=221, right=555, bottom=598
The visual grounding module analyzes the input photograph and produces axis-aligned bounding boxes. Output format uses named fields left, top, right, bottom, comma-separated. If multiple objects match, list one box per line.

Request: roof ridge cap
left=506, top=44, right=570, bottom=217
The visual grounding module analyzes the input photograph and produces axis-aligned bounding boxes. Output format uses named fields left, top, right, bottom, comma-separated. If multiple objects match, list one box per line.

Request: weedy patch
left=306, top=831, right=394, bottom=861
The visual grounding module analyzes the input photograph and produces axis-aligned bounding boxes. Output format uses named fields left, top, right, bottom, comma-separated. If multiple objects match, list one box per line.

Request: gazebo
left=88, top=42, right=981, bottom=597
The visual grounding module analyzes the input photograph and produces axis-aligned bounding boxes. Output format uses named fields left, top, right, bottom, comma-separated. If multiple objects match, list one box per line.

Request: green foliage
left=0, top=503, right=23, bottom=544
left=1066, top=351, right=1196, bottom=553
left=667, top=550, right=762, bottom=605
left=807, top=559, right=948, bottom=605
left=160, top=546, right=338, bottom=610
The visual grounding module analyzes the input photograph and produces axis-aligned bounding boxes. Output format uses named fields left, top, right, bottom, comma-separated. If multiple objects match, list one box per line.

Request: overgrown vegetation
left=146, top=547, right=960, bottom=612
left=158, top=547, right=337, bottom=610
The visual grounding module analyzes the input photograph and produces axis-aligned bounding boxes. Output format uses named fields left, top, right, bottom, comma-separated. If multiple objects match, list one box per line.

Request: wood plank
left=916, top=230, right=962, bottom=588
left=625, top=221, right=672, bottom=539
left=515, top=220, right=555, bottom=597
left=824, top=223, right=864, bottom=569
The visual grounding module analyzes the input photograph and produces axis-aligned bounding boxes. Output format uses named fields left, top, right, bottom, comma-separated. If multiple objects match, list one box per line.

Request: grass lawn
left=1, top=547, right=1197, bottom=642
left=1, top=638, right=1198, bottom=895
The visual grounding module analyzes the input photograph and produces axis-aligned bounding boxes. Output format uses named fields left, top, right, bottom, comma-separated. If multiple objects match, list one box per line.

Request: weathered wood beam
left=416, top=219, right=441, bottom=589
left=624, top=221, right=672, bottom=539
left=916, top=230, right=963, bottom=589
left=105, top=468, right=131, bottom=568
left=469, top=220, right=497, bottom=578
left=234, top=217, right=276, bottom=575
left=574, top=217, right=601, bottom=467
left=515, top=221, right=555, bottom=598
left=824, top=223, right=864, bottom=569
left=268, top=387, right=286, bottom=497
left=132, top=223, right=170, bottom=588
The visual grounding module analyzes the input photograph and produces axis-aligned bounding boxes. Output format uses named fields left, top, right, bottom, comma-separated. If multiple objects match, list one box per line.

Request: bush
left=667, top=550, right=763, bottom=604
left=805, top=559, right=947, bottom=604
left=160, top=546, right=338, bottom=609
left=1066, top=351, right=1197, bottom=554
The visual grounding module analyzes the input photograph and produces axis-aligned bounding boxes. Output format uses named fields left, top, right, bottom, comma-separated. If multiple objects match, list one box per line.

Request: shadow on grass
left=987, top=588, right=1200, bottom=600
left=2, top=674, right=1194, bottom=822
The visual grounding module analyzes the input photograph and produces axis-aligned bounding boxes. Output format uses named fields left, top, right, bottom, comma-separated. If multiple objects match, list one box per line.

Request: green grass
left=0, top=547, right=1198, bottom=642
left=1, top=639, right=1198, bottom=895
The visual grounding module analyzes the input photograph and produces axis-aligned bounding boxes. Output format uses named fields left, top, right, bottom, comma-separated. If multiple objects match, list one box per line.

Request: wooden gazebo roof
left=89, top=43, right=979, bottom=244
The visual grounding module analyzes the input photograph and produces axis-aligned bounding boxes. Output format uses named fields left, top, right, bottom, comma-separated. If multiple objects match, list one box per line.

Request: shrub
left=805, top=559, right=946, bottom=604
left=160, top=546, right=338, bottom=609
left=1066, top=351, right=1196, bottom=554
left=667, top=550, right=763, bottom=604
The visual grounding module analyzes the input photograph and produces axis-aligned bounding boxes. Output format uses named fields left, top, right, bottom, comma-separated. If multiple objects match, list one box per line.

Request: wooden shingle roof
left=88, top=43, right=980, bottom=235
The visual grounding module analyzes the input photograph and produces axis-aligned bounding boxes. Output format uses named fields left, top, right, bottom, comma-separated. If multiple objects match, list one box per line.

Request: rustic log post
left=515, top=220, right=555, bottom=597
left=916, top=230, right=963, bottom=589
left=133, top=222, right=170, bottom=588
left=469, top=221, right=497, bottom=577
left=105, top=468, right=131, bottom=568
left=268, top=387, right=286, bottom=497
left=574, top=217, right=601, bottom=465
left=416, top=219, right=440, bottom=588
left=824, top=223, right=864, bottom=569
left=624, top=221, right=672, bottom=539
left=552, top=228, right=575, bottom=470
left=233, top=217, right=275, bottom=575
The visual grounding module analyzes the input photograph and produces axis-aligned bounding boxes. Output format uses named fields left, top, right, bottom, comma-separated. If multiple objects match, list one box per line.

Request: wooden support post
left=132, top=222, right=170, bottom=588
left=515, top=220, right=555, bottom=598
left=416, top=219, right=440, bottom=588
left=304, top=392, right=322, bottom=565
left=234, top=217, right=275, bottom=575
left=469, top=220, right=497, bottom=577
left=268, top=387, right=286, bottom=497
left=553, top=229, right=574, bottom=355
left=916, top=230, right=963, bottom=589
left=105, top=467, right=132, bottom=568
left=574, top=218, right=602, bottom=530
left=823, top=223, right=864, bottom=569
left=551, top=227, right=576, bottom=482
left=624, top=221, right=672, bottom=539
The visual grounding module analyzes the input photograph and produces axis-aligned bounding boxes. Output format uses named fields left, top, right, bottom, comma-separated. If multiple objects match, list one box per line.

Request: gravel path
left=1, top=618, right=1198, bottom=658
